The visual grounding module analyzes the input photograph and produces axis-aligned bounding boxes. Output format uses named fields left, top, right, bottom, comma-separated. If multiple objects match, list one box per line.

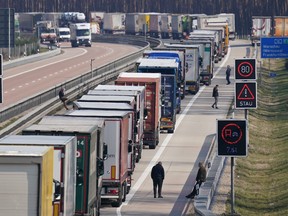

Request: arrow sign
left=235, top=82, right=257, bottom=109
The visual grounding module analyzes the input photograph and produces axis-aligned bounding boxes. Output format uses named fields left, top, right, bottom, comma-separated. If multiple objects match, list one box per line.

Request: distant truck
left=70, top=23, right=92, bottom=47
left=0, top=145, right=54, bottom=216
left=66, top=110, right=132, bottom=208
left=138, top=58, right=179, bottom=133
left=36, top=20, right=57, bottom=44
left=115, top=72, right=161, bottom=149
left=103, top=13, right=126, bottom=34
left=273, top=16, right=288, bottom=36
left=164, top=43, right=201, bottom=94
left=0, top=135, right=77, bottom=216
left=251, top=16, right=272, bottom=46
left=59, top=12, right=86, bottom=27
left=57, top=27, right=70, bottom=42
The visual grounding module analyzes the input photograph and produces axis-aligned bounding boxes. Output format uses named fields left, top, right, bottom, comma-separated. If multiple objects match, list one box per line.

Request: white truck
left=164, top=43, right=201, bottom=94
left=0, top=135, right=77, bottom=216
left=57, top=27, right=70, bottom=42
left=70, top=23, right=92, bottom=47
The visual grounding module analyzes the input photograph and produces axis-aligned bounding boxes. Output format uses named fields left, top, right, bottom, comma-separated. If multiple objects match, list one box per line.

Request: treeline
left=1, top=0, right=288, bottom=36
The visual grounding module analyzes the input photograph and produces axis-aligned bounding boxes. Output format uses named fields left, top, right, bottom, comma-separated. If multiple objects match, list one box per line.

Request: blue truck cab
left=137, top=58, right=180, bottom=133
left=143, top=50, right=185, bottom=100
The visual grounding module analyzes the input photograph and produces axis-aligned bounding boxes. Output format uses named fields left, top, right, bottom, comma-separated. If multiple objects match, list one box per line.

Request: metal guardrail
left=0, top=35, right=161, bottom=136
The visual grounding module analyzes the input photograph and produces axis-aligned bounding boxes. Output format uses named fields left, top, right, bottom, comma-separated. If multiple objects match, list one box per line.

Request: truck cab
left=70, top=23, right=92, bottom=47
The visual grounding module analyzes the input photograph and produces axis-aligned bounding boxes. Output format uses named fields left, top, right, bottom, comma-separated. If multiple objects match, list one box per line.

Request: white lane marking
left=117, top=46, right=232, bottom=216
left=4, top=49, right=88, bottom=80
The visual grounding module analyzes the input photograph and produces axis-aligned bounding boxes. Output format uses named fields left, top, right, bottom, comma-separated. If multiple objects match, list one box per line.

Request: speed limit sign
left=235, top=58, right=256, bottom=80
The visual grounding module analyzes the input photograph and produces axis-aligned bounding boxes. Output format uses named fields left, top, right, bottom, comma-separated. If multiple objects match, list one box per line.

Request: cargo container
left=251, top=16, right=272, bottom=46
left=73, top=101, right=136, bottom=180
left=90, top=85, right=145, bottom=162
left=171, top=14, right=183, bottom=39
left=138, top=13, right=150, bottom=36
left=159, top=13, right=171, bottom=39
left=125, top=13, right=139, bottom=35
left=183, top=40, right=214, bottom=85
left=138, top=59, right=178, bottom=133
left=273, top=16, right=288, bottom=36
left=115, top=72, right=161, bottom=149
left=149, top=13, right=161, bottom=38
left=143, top=49, right=185, bottom=99
left=164, top=43, right=201, bottom=94
left=218, top=13, right=236, bottom=40
left=103, top=13, right=125, bottom=34
left=66, top=110, right=131, bottom=207
left=21, top=123, right=103, bottom=216
left=0, top=135, right=76, bottom=216
left=0, top=145, right=54, bottom=216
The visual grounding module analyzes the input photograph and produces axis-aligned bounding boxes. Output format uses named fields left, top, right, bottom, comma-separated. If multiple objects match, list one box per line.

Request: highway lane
left=100, top=39, right=251, bottom=216
left=1, top=42, right=140, bottom=109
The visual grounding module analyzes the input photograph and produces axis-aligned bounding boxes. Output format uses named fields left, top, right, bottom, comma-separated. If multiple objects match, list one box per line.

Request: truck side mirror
left=76, top=168, right=84, bottom=186
left=97, top=158, right=104, bottom=176
left=103, top=143, right=108, bottom=160
left=128, top=140, right=133, bottom=153
left=53, top=179, right=61, bottom=200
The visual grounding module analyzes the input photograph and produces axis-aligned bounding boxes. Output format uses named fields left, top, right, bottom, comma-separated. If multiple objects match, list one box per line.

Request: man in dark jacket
left=151, top=161, right=165, bottom=198
left=211, top=85, right=219, bottom=109
left=226, top=65, right=231, bottom=85
left=186, top=162, right=207, bottom=199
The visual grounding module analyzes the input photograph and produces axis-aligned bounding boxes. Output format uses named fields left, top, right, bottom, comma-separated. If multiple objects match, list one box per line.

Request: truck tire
left=149, top=144, right=156, bottom=149
left=167, top=128, right=174, bottom=133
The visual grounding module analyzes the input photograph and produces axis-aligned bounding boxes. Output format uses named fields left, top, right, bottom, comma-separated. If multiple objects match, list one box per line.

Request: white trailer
left=70, top=23, right=92, bottom=47
left=0, top=145, right=53, bottom=216
left=0, top=135, right=77, bottom=216
left=125, top=13, right=139, bottom=35
left=251, top=16, right=272, bottom=46
left=103, top=13, right=125, bottom=34
left=66, top=110, right=131, bottom=208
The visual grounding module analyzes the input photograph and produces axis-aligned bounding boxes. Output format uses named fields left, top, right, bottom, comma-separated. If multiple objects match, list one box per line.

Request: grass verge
left=227, top=59, right=288, bottom=216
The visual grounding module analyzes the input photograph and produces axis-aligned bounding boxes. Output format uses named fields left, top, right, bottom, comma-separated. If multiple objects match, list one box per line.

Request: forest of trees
left=0, top=0, right=287, bottom=36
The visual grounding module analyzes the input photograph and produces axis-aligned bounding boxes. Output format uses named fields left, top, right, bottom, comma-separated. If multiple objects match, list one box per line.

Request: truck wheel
left=167, top=129, right=174, bottom=133
left=149, top=144, right=156, bottom=149
left=122, top=183, right=127, bottom=202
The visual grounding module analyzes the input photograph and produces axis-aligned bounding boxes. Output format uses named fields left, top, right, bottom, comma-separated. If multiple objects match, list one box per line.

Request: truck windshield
left=60, top=31, right=70, bottom=35
left=76, top=29, right=90, bottom=36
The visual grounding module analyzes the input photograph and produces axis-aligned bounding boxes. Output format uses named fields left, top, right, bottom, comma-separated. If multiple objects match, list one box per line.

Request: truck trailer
left=115, top=72, right=161, bottom=149
left=66, top=110, right=132, bottom=208
left=0, top=145, right=54, bottom=216
left=137, top=58, right=178, bottom=133
left=0, top=136, right=77, bottom=216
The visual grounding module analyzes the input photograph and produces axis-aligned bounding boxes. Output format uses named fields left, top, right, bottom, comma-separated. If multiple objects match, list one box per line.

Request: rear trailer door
left=0, top=164, right=39, bottom=216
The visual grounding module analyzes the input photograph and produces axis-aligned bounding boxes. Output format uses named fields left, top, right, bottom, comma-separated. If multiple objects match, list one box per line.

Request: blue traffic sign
left=261, top=37, right=288, bottom=59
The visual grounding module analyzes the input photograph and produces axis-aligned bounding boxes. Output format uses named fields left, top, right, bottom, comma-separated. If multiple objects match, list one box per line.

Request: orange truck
left=115, top=72, right=161, bottom=149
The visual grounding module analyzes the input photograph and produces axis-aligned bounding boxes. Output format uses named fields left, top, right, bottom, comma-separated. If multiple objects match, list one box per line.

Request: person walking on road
left=211, top=85, right=219, bottom=109
left=226, top=65, right=231, bottom=85
left=186, top=162, right=207, bottom=199
left=59, top=87, right=69, bottom=110
left=151, top=161, right=165, bottom=198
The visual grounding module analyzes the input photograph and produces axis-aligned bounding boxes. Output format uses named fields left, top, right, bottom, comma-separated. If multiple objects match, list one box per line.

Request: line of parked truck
left=0, top=30, right=225, bottom=214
